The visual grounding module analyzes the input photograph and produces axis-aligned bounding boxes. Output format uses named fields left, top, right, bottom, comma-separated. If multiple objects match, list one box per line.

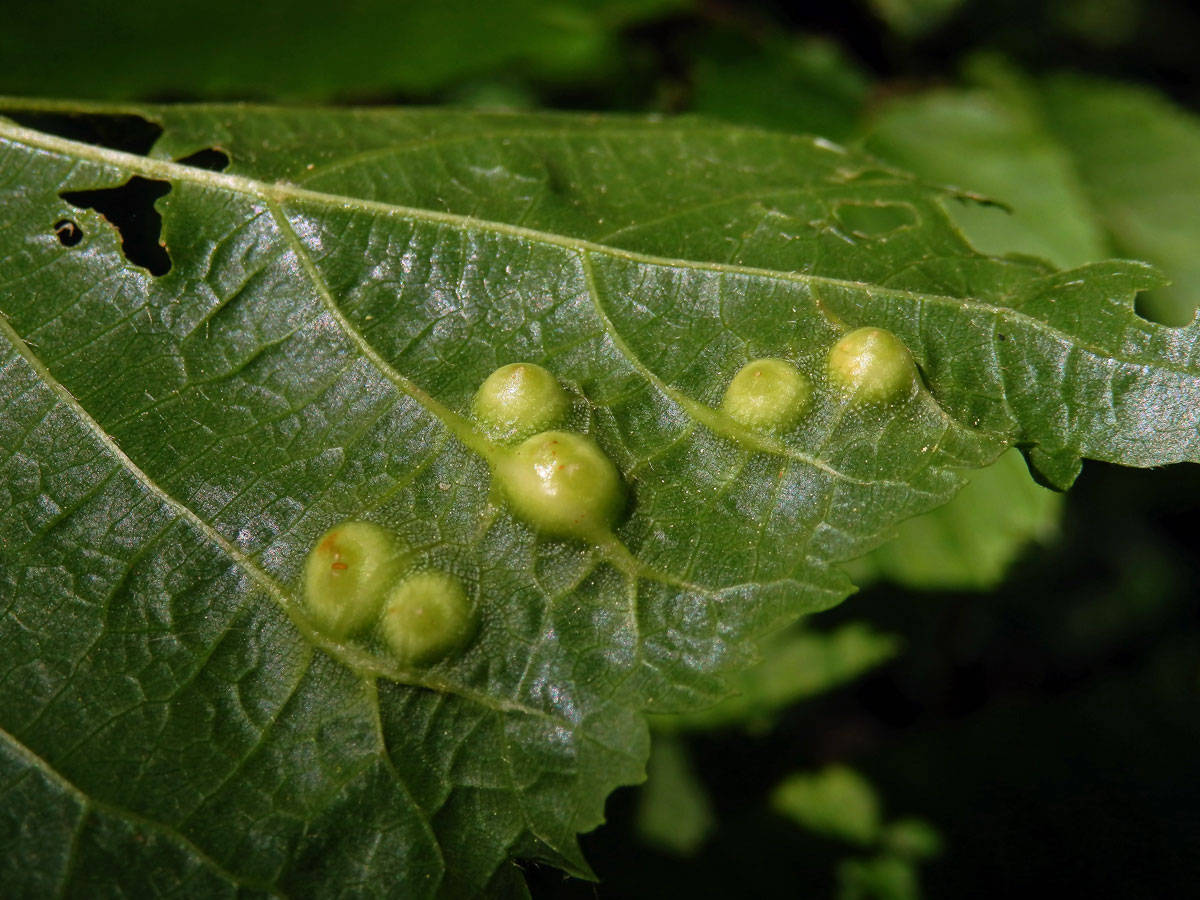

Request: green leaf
left=864, top=62, right=1200, bottom=327
left=689, top=35, right=871, bottom=141
left=652, top=623, right=900, bottom=732
left=865, top=0, right=965, bottom=36
left=846, top=449, right=1061, bottom=591
left=633, top=733, right=714, bottom=855
left=0, top=0, right=688, bottom=101
left=1039, top=74, right=1200, bottom=327
left=772, top=765, right=882, bottom=845
left=880, top=818, right=943, bottom=861
left=2, top=101, right=1199, bottom=896
left=863, top=70, right=1108, bottom=270
left=1050, top=0, right=1146, bottom=48
left=838, top=854, right=922, bottom=900
left=857, top=63, right=1200, bottom=585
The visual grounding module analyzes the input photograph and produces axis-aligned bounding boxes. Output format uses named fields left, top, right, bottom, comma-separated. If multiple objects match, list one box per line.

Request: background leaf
left=651, top=623, right=901, bottom=733
left=772, top=765, right=882, bottom=845
left=1039, top=74, right=1200, bottom=326
left=865, top=0, right=965, bottom=36
left=863, top=62, right=1108, bottom=270
left=845, top=449, right=1061, bottom=592
left=688, top=35, right=871, bottom=141
left=864, top=61, right=1200, bottom=327
left=0, top=0, right=691, bottom=102
left=632, top=733, right=714, bottom=855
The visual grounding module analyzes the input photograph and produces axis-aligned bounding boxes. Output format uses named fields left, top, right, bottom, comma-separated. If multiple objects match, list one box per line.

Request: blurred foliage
left=838, top=855, right=922, bottom=900
left=632, top=734, right=715, bottom=855
left=863, top=61, right=1108, bottom=270
left=688, top=34, right=870, bottom=140
left=771, top=766, right=943, bottom=899
left=864, top=57, right=1200, bottom=326
left=0, top=0, right=690, bottom=101
left=772, top=765, right=883, bottom=845
left=1039, top=73, right=1200, bottom=325
left=865, top=0, right=965, bottom=36
left=845, top=450, right=1061, bottom=592
left=881, top=819, right=943, bottom=861
left=652, top=624, right=901, bottom=733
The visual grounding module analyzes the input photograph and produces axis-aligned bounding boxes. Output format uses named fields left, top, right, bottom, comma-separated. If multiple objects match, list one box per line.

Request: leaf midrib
left=3, top=115, right=1176, bottom=388
left=0, top=118, right=1023, bottom=315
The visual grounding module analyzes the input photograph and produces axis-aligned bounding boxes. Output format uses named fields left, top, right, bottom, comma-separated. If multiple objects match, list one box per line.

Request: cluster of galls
left=473, top=362, right=625, bottom=543
left=304, top=521, right=474, bottom=667
left=721, top=327, right=919, bottom=431
left=303, top=327, right=917, bottom=669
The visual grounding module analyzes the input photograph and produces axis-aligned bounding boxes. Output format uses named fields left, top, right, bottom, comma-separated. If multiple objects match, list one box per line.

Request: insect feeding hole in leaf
left=60, top=176, right=173, bottom=276
left=52, top=219, right=82, bottom=247
left=0, top=109, right=163, bottom=154
left=174, top=147, right=230, bottom=172
left=1134, top=288, right=1199, bottom=328
left=833, top=201, right=918, bottom=238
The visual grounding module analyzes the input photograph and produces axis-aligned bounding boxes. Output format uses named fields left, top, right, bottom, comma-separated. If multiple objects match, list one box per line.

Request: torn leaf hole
left=61, top=178, right=172, bottom=276
left=176, top=147, right=230, bottom=172
left=53, top=219, right=82, bottom=247
left=834, top=202, right=917, bottom=238
left=0, top=110, right=163, bottom=155
left=1133, top=289, right=1197, bottom=328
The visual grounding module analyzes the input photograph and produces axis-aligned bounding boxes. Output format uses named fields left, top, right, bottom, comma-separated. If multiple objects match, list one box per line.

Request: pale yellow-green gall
left=826, top=327, right=918, bottom=405
left=496, top=430, right=625, bottom=541
left=472, top=362, right=570, bottom=440
left=720, top=358, right=813, bottom=431
left=304, top=521, right=405, bottom=639
left=379, top=571, right=476, bottom=666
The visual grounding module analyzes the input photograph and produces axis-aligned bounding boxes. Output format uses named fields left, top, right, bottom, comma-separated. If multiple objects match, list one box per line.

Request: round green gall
left=472, top=362, right=570, bottom=441
left=496, top=430, right=625, bottom=541
left=304, top=521, right=405, bottom=639
left=379, top=571, right=476, bottom=666
left=720, top=358, right=813, bottom=431
left=826, top=327, right=918, bottom=405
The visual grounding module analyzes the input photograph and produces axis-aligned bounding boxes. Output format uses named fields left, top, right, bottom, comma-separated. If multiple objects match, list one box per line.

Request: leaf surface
left=2, top=102, right=1199, bottom=896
